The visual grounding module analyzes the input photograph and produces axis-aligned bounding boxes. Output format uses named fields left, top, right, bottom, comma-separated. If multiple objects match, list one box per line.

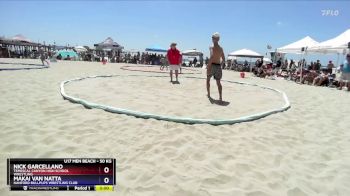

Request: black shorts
left=208, top=63, right=222, bottom=80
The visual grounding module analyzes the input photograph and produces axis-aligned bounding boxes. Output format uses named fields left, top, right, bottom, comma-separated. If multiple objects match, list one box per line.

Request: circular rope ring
left=120, top=65, right=202, bottom=74
left=0, top=62, right=49, bottom=71
left=60, top=75, right=291, bottom=125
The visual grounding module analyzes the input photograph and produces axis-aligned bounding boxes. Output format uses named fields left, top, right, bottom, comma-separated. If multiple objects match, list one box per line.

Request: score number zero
left=103, top=167, right=110, bottom=183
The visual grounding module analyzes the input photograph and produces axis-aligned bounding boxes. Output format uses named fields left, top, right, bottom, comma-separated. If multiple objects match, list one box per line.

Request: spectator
left=284, top=59, right=288, bottom=68
left=193, top=57, right=197, bottom=67
left=308, top=62, right=313, bottom=70
left=199, top=54, right=204, bottom=67
left=57, top=53, right=62, bottom=60
left=327, top=60, right=334, bottom=74
left=301, top=70, right=318, bottom=85
left=289, top=59, right=295, bottom=70
left=338, top=53, right=350, bottom=91
left=314, top=60, right=321, bottom=71
left=313, top=70, right=329, bottom=86
left=276, top=58, right=282, bottom=70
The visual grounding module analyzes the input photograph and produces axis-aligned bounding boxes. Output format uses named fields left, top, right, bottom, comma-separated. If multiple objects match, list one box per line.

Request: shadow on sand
left=208, top=96, right=230, bottom=106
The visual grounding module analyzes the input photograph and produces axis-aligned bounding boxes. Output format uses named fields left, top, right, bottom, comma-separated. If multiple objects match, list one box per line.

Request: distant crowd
left=119, top=52, right=166, bottom=65
left=222, top=55, right=350, bottom=91
left=97, top=52, right=205, bottom=67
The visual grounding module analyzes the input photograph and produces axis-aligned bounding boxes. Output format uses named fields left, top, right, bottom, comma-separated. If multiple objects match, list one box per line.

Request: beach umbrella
left=145, top=44, right=167, bottom=52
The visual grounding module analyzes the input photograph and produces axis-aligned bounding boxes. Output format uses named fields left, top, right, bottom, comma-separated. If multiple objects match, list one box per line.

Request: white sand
left=0, top=58, right=350, bottom=196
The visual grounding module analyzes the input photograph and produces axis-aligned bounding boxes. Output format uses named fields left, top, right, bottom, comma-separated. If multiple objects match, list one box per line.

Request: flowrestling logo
left=321, top=9, right=340, bottom=16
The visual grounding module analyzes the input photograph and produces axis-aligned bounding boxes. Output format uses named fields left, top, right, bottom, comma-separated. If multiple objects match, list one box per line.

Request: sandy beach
left=1, top=58, right=350, bottom=196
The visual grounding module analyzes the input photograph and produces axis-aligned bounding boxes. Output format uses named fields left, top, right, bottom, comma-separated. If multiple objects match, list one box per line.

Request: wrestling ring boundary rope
left=0, top=62, right=49, bottom=71
left=60, top=75, right=291, bottom=125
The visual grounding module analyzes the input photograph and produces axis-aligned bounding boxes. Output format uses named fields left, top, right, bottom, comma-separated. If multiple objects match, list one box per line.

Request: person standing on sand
left=167, top=42, right=181, bottom=83
left=39, top=47, right=50, bottom=66
left=207, top=32, right=225, bottom=103
left=160, top=56, right=168, bottom=71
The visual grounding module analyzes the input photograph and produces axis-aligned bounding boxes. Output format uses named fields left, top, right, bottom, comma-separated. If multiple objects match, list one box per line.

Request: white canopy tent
left=228, top=49, right=263, bottom=71
left=277, top=36, right=319, bottom=54
left=227, top=56, right=237, bottom=60
left=94, top=37, right=124, bottom=51
left=182, top=49, right=203, bottom=56
left=228, top=48, right=263, bottom=58
left=74, top=46, right=87, bottom=53
left=263, top=57, right=272, bottom=63
left=308, top=29, right=350, bottom=54
left=277, top=36, right=320, bottom=83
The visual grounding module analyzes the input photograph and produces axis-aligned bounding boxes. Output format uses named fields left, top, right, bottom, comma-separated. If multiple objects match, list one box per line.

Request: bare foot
left=218, top=99, right=224, bottom=105
left=207, top=95, right=214, bottom=104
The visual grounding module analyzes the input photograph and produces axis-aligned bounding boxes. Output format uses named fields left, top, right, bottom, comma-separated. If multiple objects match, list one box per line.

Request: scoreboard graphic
left=7, top=158, right=116, bottom=191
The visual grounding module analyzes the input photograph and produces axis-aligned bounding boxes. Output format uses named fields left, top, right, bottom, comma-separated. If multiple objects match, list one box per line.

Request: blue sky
left=0, top=0, right=349, bottom=64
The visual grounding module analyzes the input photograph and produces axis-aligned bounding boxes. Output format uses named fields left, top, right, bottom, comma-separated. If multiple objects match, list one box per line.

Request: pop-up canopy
left=94, top=37, right=124, bottom=50
left=182, top=49, right=203, bottom=56
left=263, top=57, right=272, bottom=63
left=228, top=49, right=263, bottom=72
left=145, top=44, right=167, bottom=52
left=74, top=46, right=87, bottom=53
left=228, top=49, right=263, bottom=58
left=308, top=29, right=350, bottom=54
left=277, top=36, right=319, bottom=54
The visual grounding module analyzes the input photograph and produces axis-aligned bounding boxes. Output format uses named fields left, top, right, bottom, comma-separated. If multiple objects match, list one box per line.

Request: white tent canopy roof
left=277, top=36, right=319, bottom=54
left=74, top=46, right=87, bottom=52
left=263, top=57, right=272, bottom=63
left=182, top=49, right=203, bottom=56
left=308, top=29, right=350, bottom=54
left=94, top=37, right=123, bottom=50
left=228, top=49, right=263, bottom=58
left=227, top=56, right=237, bottom=60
